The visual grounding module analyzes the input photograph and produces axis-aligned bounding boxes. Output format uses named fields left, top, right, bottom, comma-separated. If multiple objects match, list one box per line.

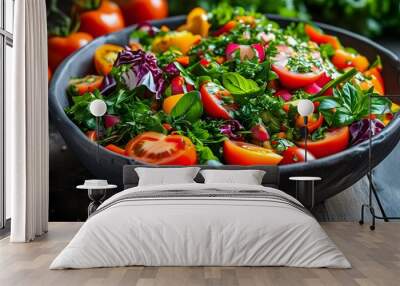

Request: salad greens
left=65, top=4, right=395, bottom=166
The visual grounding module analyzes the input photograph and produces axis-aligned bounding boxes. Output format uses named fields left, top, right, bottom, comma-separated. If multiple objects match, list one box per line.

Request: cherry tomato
left=280, top=146, right=315, bottom=165
left=272, top=45, right=323, bottom=89
left=125, top=132, right=197, bottom=165
left=94, top=44, right=124, bottom=75
left=48, top=32, right=93, bottom=70
left=295, top=113, right=324, bottom=133
left=331, top=49, right=369, bottom=72
left=68, top=75, right=104, bottom=95
left=163, top=93, right=184, bottom=114
left=79, top=1, right=125, bottom=38
left=115, top=0, right=168, bottom=26
left=304, top=24, right=341, bottom=50
left=223, top=140, right=283, bottom=165
left=297, top=127, right=350, bottom=158
left=86, top=130, right=97, bottom=141
left=200, top=82, right=236, bottom=119
left=105, top=144, right=126, bottom=155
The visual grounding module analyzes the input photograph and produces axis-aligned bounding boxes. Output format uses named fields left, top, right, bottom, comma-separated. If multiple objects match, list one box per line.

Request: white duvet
left=50, top=183, right=350, bottom=269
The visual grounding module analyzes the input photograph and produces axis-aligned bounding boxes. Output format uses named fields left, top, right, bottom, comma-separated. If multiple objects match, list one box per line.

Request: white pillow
left=135, top=167, right=200, bottom=186
left=200, top=170, right=265, bottom=185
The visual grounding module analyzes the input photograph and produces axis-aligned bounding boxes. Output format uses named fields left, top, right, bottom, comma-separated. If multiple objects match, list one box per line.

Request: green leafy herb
left=222, top=72, right=261, bottom=102
left=311, top=126, right=327, bottom=141
left=171, top=91, right=203, bottom=122
left=319, top=82, right=390, bottom=127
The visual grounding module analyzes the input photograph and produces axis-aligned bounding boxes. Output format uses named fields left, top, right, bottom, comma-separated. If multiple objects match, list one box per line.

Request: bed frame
left=123, top=165, right=280, bottom=190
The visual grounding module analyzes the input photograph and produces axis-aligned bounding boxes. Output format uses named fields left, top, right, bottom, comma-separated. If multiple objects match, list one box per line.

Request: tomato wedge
left=94, top=44, right=124, bottom=75
left=272, top=45, right=323, bottom=89
left=304, top=24, right=341, bottom=50
left=200, top=81, right=236, bottom=119
left=125, top=132, right=197, bottom=165
left=68, top=75, right=104, bottom=95
left=331, top=49, right=369, bottom=72
left=105, top=144, right=126, bottom=155
left=295, top=113, right=324, bottom=133
left=223, top=140, right=283, bottom=165
left=280, top=146, right=315, bottom=165
left=297, top=127, right=350, bottom=158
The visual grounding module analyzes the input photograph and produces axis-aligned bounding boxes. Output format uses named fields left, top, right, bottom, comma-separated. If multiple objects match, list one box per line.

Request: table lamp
left=297, top=99, right=315, bottom=162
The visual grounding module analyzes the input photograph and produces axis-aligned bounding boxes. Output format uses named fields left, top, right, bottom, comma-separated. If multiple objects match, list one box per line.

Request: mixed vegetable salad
left=65, top=5, right=399, bottom=166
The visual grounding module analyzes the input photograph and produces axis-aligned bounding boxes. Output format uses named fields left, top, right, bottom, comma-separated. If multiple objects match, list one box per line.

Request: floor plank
left=1, top=222, right=399, bottom=286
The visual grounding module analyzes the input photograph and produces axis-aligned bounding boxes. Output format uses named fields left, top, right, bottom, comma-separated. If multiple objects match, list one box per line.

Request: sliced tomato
left=105, top=144, right=126, bottom=155
left=304, top=24, right=341, bottom=50
left=125, top=132, right=197, bottom=165
left=272, top=45, right=323, bottom=89
left=200, top=82, right=236, bottom=119
left=280, top=146, right=315, bottom=165
left=68, top=75, right=104, bottom=95
left=297, top=127, right=350, bottom=158
left=223, top=140, right=283, bottom=165
left=295, top=113, right=324, bottom=133
left=331, top=49, right=369, bottom=72
left=94, top=44, right=124, bottom=75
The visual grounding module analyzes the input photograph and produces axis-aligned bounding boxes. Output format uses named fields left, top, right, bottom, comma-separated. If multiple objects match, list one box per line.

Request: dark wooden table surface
left=49, top=39, right=400, bottom=222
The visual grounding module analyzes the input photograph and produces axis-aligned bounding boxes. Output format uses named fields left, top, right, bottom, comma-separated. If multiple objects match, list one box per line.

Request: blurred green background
left=169, top=0, right=400, bottom=38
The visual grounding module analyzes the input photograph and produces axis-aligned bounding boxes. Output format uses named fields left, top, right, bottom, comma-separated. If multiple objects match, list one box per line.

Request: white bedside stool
left=289, top=176, right=321, bottom=209
left=77, top=180, right=117, bottom=217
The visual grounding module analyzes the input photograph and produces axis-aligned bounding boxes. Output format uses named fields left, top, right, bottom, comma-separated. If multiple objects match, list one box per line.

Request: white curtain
left=7, top=0, right=49, bottom=242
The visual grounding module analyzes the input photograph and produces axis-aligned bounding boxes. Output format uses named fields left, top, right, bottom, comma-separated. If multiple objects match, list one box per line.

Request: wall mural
left=47, top=0, right=400, bottom=220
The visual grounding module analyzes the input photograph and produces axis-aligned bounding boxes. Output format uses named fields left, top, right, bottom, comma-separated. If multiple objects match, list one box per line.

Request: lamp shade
left=297, top=99, right=315, bottom=116
left=89, top=99, right=107, bottom=117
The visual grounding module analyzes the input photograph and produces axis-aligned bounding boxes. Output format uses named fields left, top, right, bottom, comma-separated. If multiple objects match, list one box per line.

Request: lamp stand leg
left=359, top=170, right=400, bottom=230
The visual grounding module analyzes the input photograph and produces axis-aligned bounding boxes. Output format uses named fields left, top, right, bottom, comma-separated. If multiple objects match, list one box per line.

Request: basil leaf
left=171, top=91, right=203, bottom=122
left=319, top=98, right=339, bottom=110
left=222, top=72, right=261, bottom=96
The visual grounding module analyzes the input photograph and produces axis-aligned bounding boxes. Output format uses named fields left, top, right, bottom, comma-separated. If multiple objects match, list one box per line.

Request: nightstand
left=77, top=180, right=117, bottom=217
left=289, top=176, right=321, bottom=209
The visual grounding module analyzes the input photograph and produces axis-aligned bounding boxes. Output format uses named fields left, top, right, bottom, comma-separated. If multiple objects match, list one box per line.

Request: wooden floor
left=1, top=222, right=399, bottom=286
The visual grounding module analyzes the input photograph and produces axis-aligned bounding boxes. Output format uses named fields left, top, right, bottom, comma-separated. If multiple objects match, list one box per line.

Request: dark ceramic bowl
left=49, top=15, right=400, bottom=203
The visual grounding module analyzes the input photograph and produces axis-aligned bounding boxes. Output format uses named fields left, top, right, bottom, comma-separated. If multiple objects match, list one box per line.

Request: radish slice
left=239, top=45, right=255, bottom=61
left=104, top=114, right=120, bottom=129
left=251, top=43, right=265, bottom=62
left=304, top=83, right=322, bottom=95
left=226, top=43, right=265, bottom=62
left=251, top=124, right=270, bottom=142
left=275, top=89, right=293, bottom=102
left=226, top=43, right=240, bottom=60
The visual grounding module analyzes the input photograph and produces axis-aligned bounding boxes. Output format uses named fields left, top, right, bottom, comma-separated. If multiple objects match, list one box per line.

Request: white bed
left=50, top=179, right=350, bottom=269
